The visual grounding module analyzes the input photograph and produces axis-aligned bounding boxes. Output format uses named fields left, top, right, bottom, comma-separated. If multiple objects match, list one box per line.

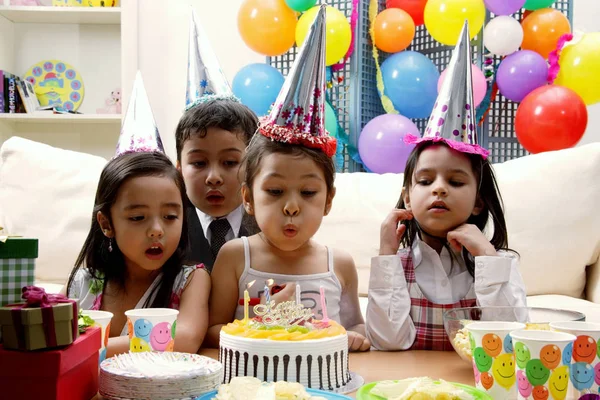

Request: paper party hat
left=114, top=71, right=164, bottom=158
left=257, top=4, right=336, bottom=157
left=185, top=7, right=238, bottom=111
left=404, top=21, right=489, bottom=158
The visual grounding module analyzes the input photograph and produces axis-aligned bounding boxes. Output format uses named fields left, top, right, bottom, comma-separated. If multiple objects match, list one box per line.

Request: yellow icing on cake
left=222, top=319, right=346, bottom=340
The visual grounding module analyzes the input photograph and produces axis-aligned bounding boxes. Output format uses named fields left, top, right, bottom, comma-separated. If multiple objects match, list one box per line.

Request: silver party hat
left=257, top=4, right=336, bottom=157
left=185, top=7, right=238, bottom=111
left=114, top=71, right=164, bottom=158
left=404, top=21, right=489, bottom=158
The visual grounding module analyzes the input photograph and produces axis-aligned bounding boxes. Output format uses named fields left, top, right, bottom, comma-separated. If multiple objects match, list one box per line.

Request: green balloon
left=474, top=347, right=493, bottom=373
left=325, top=102, right=338, bottom=138
left=515, top=341, right=531, bottom=369
left=526, top=359, right=550, bottom=386
left=171, top=320, right=177, bottom=339
left=284, top=0, right=317, bottom=12
left=523, top=0, right=556, bottom=10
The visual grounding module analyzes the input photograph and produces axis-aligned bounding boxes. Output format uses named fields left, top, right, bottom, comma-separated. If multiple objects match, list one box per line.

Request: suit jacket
left=185, top=203, right=260, bottom=273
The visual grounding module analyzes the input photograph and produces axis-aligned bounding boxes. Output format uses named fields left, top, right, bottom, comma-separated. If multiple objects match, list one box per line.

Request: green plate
left=356, top=380, right=493, bottom=400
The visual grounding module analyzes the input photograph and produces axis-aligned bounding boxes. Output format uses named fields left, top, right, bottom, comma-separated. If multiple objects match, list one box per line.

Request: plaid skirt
left=401, top=253, right=477, bottom=351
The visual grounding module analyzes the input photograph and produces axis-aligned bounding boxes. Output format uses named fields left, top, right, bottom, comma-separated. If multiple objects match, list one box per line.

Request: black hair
left=66, top=152, right=188, bottom=308
left=175, top=99, right=258, bottom=162
left=397, top=141, right=510, bottom=277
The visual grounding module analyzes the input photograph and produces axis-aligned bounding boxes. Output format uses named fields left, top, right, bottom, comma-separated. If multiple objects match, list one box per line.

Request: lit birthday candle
left=295, top=282, right=301, bottom=306
left=320, top=285, right=329, bottom=323
left=244, top=280, right=256, bottom=323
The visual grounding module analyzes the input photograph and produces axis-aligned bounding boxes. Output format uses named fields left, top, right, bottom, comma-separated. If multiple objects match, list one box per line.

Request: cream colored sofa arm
left=586, top=256, right=600, bottom=304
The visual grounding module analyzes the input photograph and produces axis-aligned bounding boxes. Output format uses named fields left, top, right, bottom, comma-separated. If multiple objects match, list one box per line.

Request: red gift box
left=0, top=326, right=101, bottom=400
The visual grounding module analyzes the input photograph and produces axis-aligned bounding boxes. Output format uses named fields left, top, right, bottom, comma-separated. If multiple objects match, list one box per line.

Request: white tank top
left=234, top=236, right=342, bottom=323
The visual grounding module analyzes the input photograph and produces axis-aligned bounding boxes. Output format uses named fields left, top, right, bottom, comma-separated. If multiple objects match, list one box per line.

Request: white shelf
left=0, top=113, right=122, bottom=124
left=0, top=6, right=120, bottom=24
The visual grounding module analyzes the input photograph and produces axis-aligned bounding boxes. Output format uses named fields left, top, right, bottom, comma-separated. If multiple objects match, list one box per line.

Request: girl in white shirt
left=366, top=141, right=527, bottom=351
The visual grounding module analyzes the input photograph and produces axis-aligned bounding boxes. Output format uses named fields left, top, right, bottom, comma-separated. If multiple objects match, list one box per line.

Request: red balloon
left=515, top=85, right=588, bottom=154
left=386, top=0, right=427, bottom=26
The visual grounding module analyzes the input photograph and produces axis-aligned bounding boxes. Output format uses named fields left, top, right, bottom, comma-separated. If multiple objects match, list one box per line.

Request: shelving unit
left=0, top=2, right=124, bottom=159
left=0, top=113, right=121, bottom=124
left=0, top=5, right=120, bottom=24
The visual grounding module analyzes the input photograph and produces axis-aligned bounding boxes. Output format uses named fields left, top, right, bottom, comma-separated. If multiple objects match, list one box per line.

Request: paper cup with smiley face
left=124, top=308, right=178, bottom=353
left=81, top=310, right=113, bottom=364
left=549, top=322, right=600, bottom=400
left=466, top=321, right=526, bottom=399
left=510, top=330, right=576, bottom=400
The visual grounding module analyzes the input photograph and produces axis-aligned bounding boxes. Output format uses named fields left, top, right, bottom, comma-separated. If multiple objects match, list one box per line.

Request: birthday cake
left=219, top=301, right=350, bottom=392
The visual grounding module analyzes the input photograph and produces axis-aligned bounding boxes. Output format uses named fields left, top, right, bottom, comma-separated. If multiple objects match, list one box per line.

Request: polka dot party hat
left=404, top=21, right=489, bottom=158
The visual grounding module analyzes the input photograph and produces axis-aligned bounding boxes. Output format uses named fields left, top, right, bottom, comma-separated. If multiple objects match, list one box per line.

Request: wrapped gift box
left=0, top=326, right=101, bottom=400
left=0, top=287, right=78, bottom=350
left=0, top=236, right=38, bottom=306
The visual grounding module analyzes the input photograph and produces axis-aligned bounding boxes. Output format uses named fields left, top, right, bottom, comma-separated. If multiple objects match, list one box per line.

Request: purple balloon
left=358, top=114, right=419, bottom=174
left=484, top=0, right=526, bottom=15
left=497, top=50, right=549, bottom=103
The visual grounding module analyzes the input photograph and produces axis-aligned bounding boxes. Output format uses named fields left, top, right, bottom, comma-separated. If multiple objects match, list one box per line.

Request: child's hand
left=348, top=331, right=371, bottom=352
left=380, top=209, right=413, bottom=256
left=260, top=283, right=295, bottom=305
left=447, top=224, right=497, bottom=257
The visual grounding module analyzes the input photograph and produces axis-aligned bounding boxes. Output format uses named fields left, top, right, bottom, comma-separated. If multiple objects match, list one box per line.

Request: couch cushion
left=0, top=137, right=107, bottom=284
left=316, top=144, right=600, bottom=298
left=493, top=144, right=600, bottom=299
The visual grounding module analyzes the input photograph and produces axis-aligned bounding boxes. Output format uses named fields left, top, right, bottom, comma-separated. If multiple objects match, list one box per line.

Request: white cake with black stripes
left=219, top=301, right=350, bottom=391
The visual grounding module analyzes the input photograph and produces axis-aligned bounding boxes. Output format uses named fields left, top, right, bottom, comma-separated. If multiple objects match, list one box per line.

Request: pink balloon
left=438, top=64, right=487, bottom=107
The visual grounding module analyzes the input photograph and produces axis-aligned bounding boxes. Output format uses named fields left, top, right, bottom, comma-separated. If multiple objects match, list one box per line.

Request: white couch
left=1, top=137, right=600, bottom=320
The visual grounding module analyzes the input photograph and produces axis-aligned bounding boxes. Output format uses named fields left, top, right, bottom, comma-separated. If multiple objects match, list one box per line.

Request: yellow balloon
left=424, top=0, right=486, bottom=45
left=296, top=5, right=351, bottom=66
left=555, top=32, right=600, bottom=106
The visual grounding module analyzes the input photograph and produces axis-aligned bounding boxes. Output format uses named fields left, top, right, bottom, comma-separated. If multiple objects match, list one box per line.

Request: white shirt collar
left=411, top=235, right=462, bottom=274
left=196, top=205, right=244, bottom=243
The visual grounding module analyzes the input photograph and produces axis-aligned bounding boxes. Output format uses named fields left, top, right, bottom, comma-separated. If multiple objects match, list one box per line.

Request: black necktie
left=209, top=218, right=231, bottom=258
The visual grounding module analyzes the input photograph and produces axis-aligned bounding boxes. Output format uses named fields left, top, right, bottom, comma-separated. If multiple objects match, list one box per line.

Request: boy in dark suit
left=175, top=99, right=259, bottom=273
left=176, top=9, right=259, bottom=272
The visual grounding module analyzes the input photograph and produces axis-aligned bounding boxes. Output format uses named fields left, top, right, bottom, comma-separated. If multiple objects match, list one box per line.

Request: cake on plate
left=219, top=301, right=350, bottom=392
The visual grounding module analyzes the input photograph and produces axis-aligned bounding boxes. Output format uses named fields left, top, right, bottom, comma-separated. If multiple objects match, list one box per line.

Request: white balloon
left=483, top=16, right=524, bottom=56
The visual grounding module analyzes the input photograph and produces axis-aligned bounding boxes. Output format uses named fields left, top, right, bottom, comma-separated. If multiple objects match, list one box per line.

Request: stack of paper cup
left=82, top=310, right=114, bottom=364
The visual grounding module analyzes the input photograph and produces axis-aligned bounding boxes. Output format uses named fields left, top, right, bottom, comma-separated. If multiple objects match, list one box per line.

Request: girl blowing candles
left=206, top=6, right=369, bottom=352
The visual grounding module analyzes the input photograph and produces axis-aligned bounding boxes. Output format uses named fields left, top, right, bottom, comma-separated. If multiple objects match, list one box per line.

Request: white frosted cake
left=219, top=301, right=350, bottom=391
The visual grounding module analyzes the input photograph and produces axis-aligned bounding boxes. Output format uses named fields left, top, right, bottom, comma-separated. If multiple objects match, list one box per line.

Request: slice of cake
left=215, top=377, right=328, bottom=400
left=219, top=301, right=349, bottom=391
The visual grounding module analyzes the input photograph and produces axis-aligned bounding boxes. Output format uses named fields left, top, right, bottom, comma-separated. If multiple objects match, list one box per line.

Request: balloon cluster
left=481, top=0, right=598, bottom=154
left=234, top=0, right=350, bottom=135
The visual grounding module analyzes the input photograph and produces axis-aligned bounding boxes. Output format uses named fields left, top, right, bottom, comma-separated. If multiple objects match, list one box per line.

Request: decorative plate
left=356, top=380, right=493, bottom=400
left=23, top=59, right=84, bottom=111
left=195, top=388, right=354, bottom=400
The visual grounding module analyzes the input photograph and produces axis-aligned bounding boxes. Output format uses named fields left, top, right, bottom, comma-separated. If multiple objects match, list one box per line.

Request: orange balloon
left=238, top=0, right=297, bottom=56
left=374, top=8, right=416, bottom=53
left=521, top=8, right=571, bottom=59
